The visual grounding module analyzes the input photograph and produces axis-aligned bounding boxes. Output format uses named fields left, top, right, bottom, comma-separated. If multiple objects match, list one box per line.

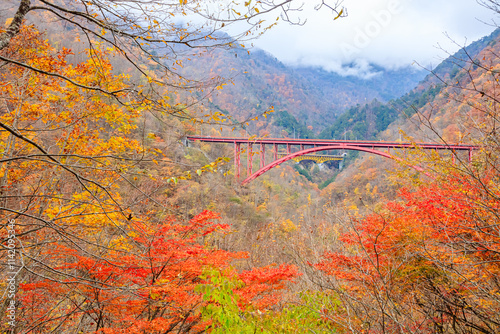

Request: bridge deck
left=185, top=136, right=479, bottom=184
left=187, top=136, right=478, bottom=151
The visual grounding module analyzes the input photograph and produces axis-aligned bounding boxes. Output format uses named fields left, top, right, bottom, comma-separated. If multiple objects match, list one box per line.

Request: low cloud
left=252, top=0, right=498, bottom=77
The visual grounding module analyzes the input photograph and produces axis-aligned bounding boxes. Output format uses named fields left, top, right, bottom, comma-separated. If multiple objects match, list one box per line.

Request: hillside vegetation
left=179, top=47, right=425, bottom=134
left=1, top=1, right=500, bottom=333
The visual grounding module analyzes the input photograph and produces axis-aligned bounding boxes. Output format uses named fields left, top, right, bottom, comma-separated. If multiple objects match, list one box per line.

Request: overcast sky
left=250, top=0, right=500, bottom=77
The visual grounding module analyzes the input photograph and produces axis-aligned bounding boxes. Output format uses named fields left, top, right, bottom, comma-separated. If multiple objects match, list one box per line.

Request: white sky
left=249, top=0, right=500, bottom=76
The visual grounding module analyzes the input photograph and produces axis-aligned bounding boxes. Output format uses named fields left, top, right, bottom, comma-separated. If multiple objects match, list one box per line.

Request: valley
left=1, top=1, right=500, bottom=333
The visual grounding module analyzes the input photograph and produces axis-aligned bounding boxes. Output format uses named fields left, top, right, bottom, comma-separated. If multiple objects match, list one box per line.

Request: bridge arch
left=242, top=144, right=410, bottom=184
left=185, top=136, right=477, bottom=184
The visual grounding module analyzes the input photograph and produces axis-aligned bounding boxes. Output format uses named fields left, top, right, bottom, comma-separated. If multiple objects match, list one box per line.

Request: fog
left=251, top=0, right=500, bottom=77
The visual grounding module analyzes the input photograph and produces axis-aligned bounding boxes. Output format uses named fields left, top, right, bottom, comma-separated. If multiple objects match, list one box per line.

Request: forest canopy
left=2, top=1, right=500, bottom=333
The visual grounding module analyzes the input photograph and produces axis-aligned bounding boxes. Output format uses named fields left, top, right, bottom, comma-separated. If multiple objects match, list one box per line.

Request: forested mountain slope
left=180, top=47, right=425, bottom=132
left=324, top=26, right=500, bottom=206
left=308, top=23, right=500, bottom=332
left=3, top=0, right=500, bottom=332
left=315, top=28, right=500, bottom=144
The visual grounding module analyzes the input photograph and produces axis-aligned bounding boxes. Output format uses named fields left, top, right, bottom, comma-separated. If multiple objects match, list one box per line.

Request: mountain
left=322, top=27, right=500, bottom=204
left=318, top=28, right=500, bottom=143
left=393, top=27, right=500, bottom=143
left=15, top=5, right=426, bottom=136
left=180, top=47, right=426, bottom=134
left=427, top=28, right=500, bottom=84
left=317, top=85, right=443, bottom=141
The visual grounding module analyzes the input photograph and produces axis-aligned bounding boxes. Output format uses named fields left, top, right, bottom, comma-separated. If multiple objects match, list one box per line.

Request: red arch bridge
left=186, top=136, right=479, bottom=185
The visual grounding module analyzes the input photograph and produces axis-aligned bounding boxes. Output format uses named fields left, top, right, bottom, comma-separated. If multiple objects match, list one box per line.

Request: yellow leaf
left=334, top=9, right=344, bottom=20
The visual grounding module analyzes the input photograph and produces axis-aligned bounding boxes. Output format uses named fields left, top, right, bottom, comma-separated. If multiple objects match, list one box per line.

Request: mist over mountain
left=323, top=26, right=500, bottom=205
left=181, top=46, right=426, bottom=133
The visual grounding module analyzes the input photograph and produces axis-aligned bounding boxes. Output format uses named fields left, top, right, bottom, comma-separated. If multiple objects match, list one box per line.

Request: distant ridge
left=180, top=45, right=426, bottom=133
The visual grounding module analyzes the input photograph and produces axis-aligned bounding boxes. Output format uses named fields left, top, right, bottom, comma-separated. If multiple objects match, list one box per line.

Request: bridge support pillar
left=234, top=143, right=240, bottom=180
left=274, top=144, right=278, bottom=162
left=469, top=149, right=473, bottom=163
left=248, top=143, right=253, bottom=176
left=260, top=144, right=265, bottom=169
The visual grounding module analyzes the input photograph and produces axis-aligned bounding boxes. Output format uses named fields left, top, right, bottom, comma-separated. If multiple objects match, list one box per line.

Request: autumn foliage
left=0, top=25, right=300, bottom=333
left=315, top=169, right=500, bottom=333
left=4, top=2, right=500, bottom=333
left=14, top=210, right=299, bottom=333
